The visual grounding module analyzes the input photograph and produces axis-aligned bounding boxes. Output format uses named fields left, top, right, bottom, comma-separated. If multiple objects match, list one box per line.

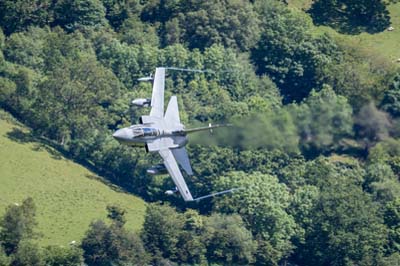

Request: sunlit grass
left=0, top=111, right=146, bottom=246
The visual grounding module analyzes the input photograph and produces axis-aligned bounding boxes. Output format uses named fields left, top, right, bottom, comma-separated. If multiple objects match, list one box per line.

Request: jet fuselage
left=112, top=124, right=187, bottom=148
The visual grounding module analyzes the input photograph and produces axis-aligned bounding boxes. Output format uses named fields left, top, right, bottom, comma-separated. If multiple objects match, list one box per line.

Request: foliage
left=142, top=0, right=260, bottom=51
left=101, top=0, right=141, bottom=30
left=43, top=245, right=82, bottom=266
left=309, top=0, right=391, bottom=34
left=252, top=1, right=341, bottom=102
left=11, top=241, right=43, bottom=266
left=0, top=198, right=37, bottom=255
left=141, top=203, right=183, bottom=260
left=81, top=220, right=149, bottom=266
left=381, top=74, right=400, bottom=117
left=294, top=159, right=388, bottom=265
left=0, top=246, right=10, bottom=266
left=213, top=171, right=296, bottom=264
left=203, top=213, right=256, bottom=265
left=0, top=0, right=53, bottom=35
left=53, top=0, right=108, bottom=32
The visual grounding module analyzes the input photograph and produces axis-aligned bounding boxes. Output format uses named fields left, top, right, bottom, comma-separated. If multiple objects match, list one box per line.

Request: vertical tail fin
left=164, top=96, right=180, bottom=126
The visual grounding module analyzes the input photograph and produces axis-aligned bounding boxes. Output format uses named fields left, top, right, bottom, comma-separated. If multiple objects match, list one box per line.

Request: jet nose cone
left=113, top=128, right=129, bottom=141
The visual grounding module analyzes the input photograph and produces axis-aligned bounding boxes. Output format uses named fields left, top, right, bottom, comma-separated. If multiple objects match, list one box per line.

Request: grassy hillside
left=0, top=111, right=146, bottom=246
left=288, top=0, right=400, bottom=62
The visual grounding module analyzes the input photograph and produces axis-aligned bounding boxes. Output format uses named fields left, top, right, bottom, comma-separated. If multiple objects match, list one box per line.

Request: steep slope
left=0, top=111, right=146, bottom=246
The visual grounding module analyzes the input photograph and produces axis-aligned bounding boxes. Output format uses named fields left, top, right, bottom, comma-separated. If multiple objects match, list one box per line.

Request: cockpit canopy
left=130, top=126, right=159, bottom=138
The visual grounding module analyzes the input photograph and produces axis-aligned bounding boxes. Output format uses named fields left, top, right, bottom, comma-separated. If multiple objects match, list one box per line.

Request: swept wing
left=149, top=67, right=165, bottom=118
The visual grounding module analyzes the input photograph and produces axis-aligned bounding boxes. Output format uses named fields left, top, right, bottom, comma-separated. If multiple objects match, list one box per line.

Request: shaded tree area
left=141, top=0, right=260, bottom=51
left=251, top=0, right=343, bottom=102
left=309, top=0, right=391, bottom=34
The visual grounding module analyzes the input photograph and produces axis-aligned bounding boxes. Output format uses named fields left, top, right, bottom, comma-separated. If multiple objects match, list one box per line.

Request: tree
left=0, top=77, right=16, bottom=106
left=0, top=198, right=37, bottom=255
left=0, top=0, right=53, bottom=35
left=381, top=74, right=400, bottom=117
left=101, top=0, right=141, bottom=29
left=175, top=210, right=207, bottom=264
left=384, top=198, right=400, bottom=255
left=213, top=171, right=296, bottom=264
left=11, top=241, right=43, bottom=266
left=294, top=159, right=388, bottom=265
left=53, top=0, right=108, bottom=32
left=322, top=44, right=396, bottom=111
left=118, top=17, right=159, bottom=46
left=32, top=54, right=121, bottom=146
left=252, top=1, right=340, bottom=102
left=43, top=245, right=82, bottom=266
left=141, top=0, right=260, bottom=51
left=0, top=246, right=10, bottom=266
left=141, top=204, right=184, bottom=260
left=81, top=220, right=148, bottom=266
left=309, top=0, right=391, bottom=34
left=203, top=213, right=257, bottom=265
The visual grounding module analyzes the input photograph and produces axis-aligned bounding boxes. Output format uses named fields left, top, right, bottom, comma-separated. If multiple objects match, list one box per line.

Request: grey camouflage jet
left=113, top=67, right=235, bottom=201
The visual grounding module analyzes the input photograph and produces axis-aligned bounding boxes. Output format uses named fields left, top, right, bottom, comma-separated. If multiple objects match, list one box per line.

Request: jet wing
left=159, top=149, right=194, bottom=201
left=150, top=67, right=165, bottom=118
left=171, top=147, right=193, bottom=175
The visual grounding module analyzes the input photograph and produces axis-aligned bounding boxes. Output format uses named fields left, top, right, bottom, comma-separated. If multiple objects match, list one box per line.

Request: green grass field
left=0, top=111, right=146, bottom=246
left=288, top=0, right=400, bottom=62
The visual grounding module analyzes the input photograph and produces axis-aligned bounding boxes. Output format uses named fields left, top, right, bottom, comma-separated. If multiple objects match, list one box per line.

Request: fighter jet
left=113, top=67, right=234, bottom=202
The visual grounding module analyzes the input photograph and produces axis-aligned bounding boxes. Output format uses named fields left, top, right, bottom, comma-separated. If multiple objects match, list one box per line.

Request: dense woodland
left=1, top=0, right=400, bottom=265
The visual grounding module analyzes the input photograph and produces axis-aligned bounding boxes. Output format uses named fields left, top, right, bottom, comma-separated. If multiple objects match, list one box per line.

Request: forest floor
left=0, top=110, right=146, bottom=246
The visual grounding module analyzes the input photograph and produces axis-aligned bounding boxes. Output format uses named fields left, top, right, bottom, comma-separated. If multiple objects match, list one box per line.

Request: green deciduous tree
left=0, top=246, right=10, bottom=266
left=213, top=171, right=296, bottom=264
left=295, top=159, right=388, bottom=265
left=142, top=0, right=260, bottom=51
left=32, top=55, right=121, bottom=146
left=81, top=220, right=148, bottom=266
left=141, top=203, right=184, bottom=261
left=4, top=27, right=48, bottom=71
left=381, top=74, right=400, bottom=117
left=118, top=17, right=159, bottom=46
left=0, top=0, right=53, bottom=35
left=0, top=198, right=37, bottom=255
left=11, top=241, right=43, bottom=266
left=252, top=1, right=340, bottom=102
left=384, top=198, right=400, bottom=255
left=101, top=0, right=141, bottom=29
left=309, top=0, right=391, bottom=34
left=203, top=213, right=256, bottom=265
left=43, top=245, right=82, bottom=266
left=54, top=0, right=108, bottom=32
